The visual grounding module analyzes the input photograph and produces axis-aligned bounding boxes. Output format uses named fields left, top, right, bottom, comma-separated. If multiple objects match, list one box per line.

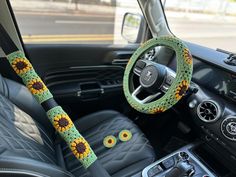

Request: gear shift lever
left=165, top=152, right=195, bottom=177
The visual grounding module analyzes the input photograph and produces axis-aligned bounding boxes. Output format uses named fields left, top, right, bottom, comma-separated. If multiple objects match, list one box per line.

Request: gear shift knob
left=165, top=153, right=195, bottom=177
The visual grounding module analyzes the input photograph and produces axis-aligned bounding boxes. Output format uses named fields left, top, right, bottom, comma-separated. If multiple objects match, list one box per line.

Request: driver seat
left=0, top=74, right=155, bottom=177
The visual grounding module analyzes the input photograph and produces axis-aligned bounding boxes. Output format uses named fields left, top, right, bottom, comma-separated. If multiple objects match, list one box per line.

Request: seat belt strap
left=0, top=25, right=18, bottom=55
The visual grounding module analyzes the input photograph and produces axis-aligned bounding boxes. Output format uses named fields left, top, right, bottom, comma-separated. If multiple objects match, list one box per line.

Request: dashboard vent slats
left=197, top=100, right=220, bottom=123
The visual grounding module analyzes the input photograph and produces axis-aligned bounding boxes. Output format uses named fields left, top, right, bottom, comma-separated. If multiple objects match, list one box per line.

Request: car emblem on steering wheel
left=144, top=71, right=152, bottom=81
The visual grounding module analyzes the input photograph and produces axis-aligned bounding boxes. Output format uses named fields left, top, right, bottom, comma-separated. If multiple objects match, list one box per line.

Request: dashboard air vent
left=140, top=48, right=156, bottom=61
left=197, top=100, right=220, bottom=122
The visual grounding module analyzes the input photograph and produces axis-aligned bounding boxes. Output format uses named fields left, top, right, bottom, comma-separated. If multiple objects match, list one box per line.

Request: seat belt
left=0, top=25, right=18, bottom=55
left=0, top=23, right=110, bottom=177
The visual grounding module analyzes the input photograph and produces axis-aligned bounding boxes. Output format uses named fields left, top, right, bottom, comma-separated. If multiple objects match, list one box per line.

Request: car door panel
left=24, top=44, right=138, bottom=118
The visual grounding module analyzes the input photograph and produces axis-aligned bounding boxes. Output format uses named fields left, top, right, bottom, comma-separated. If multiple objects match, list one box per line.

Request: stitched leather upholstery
left=0, top=75, right=155, bottom=177
left=0, top=75, right=74, bottom=176
left=62, top=111, right=155, bottom=177
left=0, top=94, right=56, bottom=164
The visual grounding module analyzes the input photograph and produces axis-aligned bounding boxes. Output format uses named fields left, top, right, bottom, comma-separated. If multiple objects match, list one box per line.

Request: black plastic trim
left=6, top=0, right=27, bottom=55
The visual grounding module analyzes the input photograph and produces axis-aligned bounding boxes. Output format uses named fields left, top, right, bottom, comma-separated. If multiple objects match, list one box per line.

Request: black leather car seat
left=0, top=74, right=155, bottom=177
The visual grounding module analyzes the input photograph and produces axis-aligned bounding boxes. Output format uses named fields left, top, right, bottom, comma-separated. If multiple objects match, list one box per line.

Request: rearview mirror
left=121, top=13, right=144, bottom=43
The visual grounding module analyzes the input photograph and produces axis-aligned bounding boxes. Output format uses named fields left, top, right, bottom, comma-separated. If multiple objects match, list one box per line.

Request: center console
left=141, top=144, right=215, bottom=177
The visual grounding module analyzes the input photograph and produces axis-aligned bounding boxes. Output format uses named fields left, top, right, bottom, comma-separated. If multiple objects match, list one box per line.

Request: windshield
left=163, top=0, right=236, bottom=53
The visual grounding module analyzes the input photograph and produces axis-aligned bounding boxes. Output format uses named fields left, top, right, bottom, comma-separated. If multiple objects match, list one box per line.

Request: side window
left=10, top=0, right=142, bottom=44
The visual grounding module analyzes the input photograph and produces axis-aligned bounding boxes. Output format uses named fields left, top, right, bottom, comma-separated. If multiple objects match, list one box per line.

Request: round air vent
left=197, top=100, right=220, bottom=122
left=221, top=116, right=236, bottom=141
left=140, top=48, right=156, bottom=61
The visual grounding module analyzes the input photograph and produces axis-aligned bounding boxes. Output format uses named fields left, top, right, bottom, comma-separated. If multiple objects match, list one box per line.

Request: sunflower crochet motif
left=175, top=80, right=189, bottom=100
left=183, top=48, right=192, bottom=65
left=71, top=138, right=91, bottom=159
left=119, top=130, right=132, bottom=142
left=149, top=107, right=166, bottom=114
left=27, top=79, right=47, bottom=94
left=103, top=135, right=117, bottom=148
left=53, top=114, right=73, bottom=132
left=12, top=58, right=32, bottom=74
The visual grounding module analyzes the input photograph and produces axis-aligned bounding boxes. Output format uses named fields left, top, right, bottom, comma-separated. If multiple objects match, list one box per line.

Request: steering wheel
left=123, top=36, right=193, bottom=114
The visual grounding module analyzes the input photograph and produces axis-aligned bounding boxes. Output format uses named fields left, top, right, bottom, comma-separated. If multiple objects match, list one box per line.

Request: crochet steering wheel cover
left=123, top=36, right=193, bottom=114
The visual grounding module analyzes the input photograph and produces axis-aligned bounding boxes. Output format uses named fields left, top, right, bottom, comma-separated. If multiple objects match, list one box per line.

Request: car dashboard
left=161, top=43, right=236, bottom=174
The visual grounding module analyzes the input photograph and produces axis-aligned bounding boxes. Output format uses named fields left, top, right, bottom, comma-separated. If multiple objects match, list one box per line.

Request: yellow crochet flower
left=149, top=107, right=165, bottom=114
left=119, top=130, right=132, bottom=142
left=183, top=48, right=192, bottom=65
left=103, top=135, right=117, bottom=148
left=27, top=79, right=47, bottom=94
left=53, top=114, right=73, bottom=132
left=175, top=80, right=189, bottom=100
left=71, top=138, right=90, bottom=159
left=12, top=58, right=32, bottom=74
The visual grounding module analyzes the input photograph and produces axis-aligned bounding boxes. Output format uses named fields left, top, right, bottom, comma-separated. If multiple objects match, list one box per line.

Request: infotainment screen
left=167, top=57, right=236, bottom=103
left=192, top=59, right=236, bottom=102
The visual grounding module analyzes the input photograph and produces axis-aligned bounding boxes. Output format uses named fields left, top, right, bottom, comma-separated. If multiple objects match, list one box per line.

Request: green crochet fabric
left=123, top=36, right=193, bottom=114
left=103, top=135, right=117, bottom=148
left=6, top=51, right=97, bottom=168
left=47, top=106, right=97, bottom=168
left=7, top=51, right=53, bottom=103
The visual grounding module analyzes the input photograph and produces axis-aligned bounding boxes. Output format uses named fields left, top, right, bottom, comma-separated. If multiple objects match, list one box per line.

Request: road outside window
left=10, top=0, right=141, bottom=44
left=163, top=0, right=236, bottom=53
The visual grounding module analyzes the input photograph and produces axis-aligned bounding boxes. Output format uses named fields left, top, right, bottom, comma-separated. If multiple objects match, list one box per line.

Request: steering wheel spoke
left=141, top=92, right=162, bottom=104
left=131, top=85, right=162, bottom=104
left=131, top=85, right=142, bottom=98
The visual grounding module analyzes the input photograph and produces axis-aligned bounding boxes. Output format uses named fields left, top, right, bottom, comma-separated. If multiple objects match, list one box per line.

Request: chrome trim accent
left=142, top=144, right=216, bottom=177
left=134, top=68, right=142, bottom=76
left=112, top=59, right=129, bottom=66
left=69, top=65, right=124, bottom=70
left=221, top=116, right=236, bottom=141
left=131, top=85, right=161, bottom=104
left=197, top=100, right=221, bottom=123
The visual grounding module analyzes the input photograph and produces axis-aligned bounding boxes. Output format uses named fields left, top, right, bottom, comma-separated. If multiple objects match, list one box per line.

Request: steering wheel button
left=134, top=67, right=142, bottom=75
left=189, top=99, right=197, bottom=108
left=161, top=85, right=169, bottom=93
left=166, top=75, right=174, bottom=85
left=135, top=60, right=146, bottom=69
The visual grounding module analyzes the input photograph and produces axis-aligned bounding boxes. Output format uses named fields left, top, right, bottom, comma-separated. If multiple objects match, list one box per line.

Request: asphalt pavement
left=15, top=11, right=115, bottom=43
left=14, top=10, right=236, bottom=52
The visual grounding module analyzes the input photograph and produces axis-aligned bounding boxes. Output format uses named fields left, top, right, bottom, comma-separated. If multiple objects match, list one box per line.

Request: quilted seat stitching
left=0, top=123, right=55, bottom=164
left=0, top=95, right=56, bottom=164
left=63, top=113, right=154, bottom=175
left=13, top=109, right=55, bottom=152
